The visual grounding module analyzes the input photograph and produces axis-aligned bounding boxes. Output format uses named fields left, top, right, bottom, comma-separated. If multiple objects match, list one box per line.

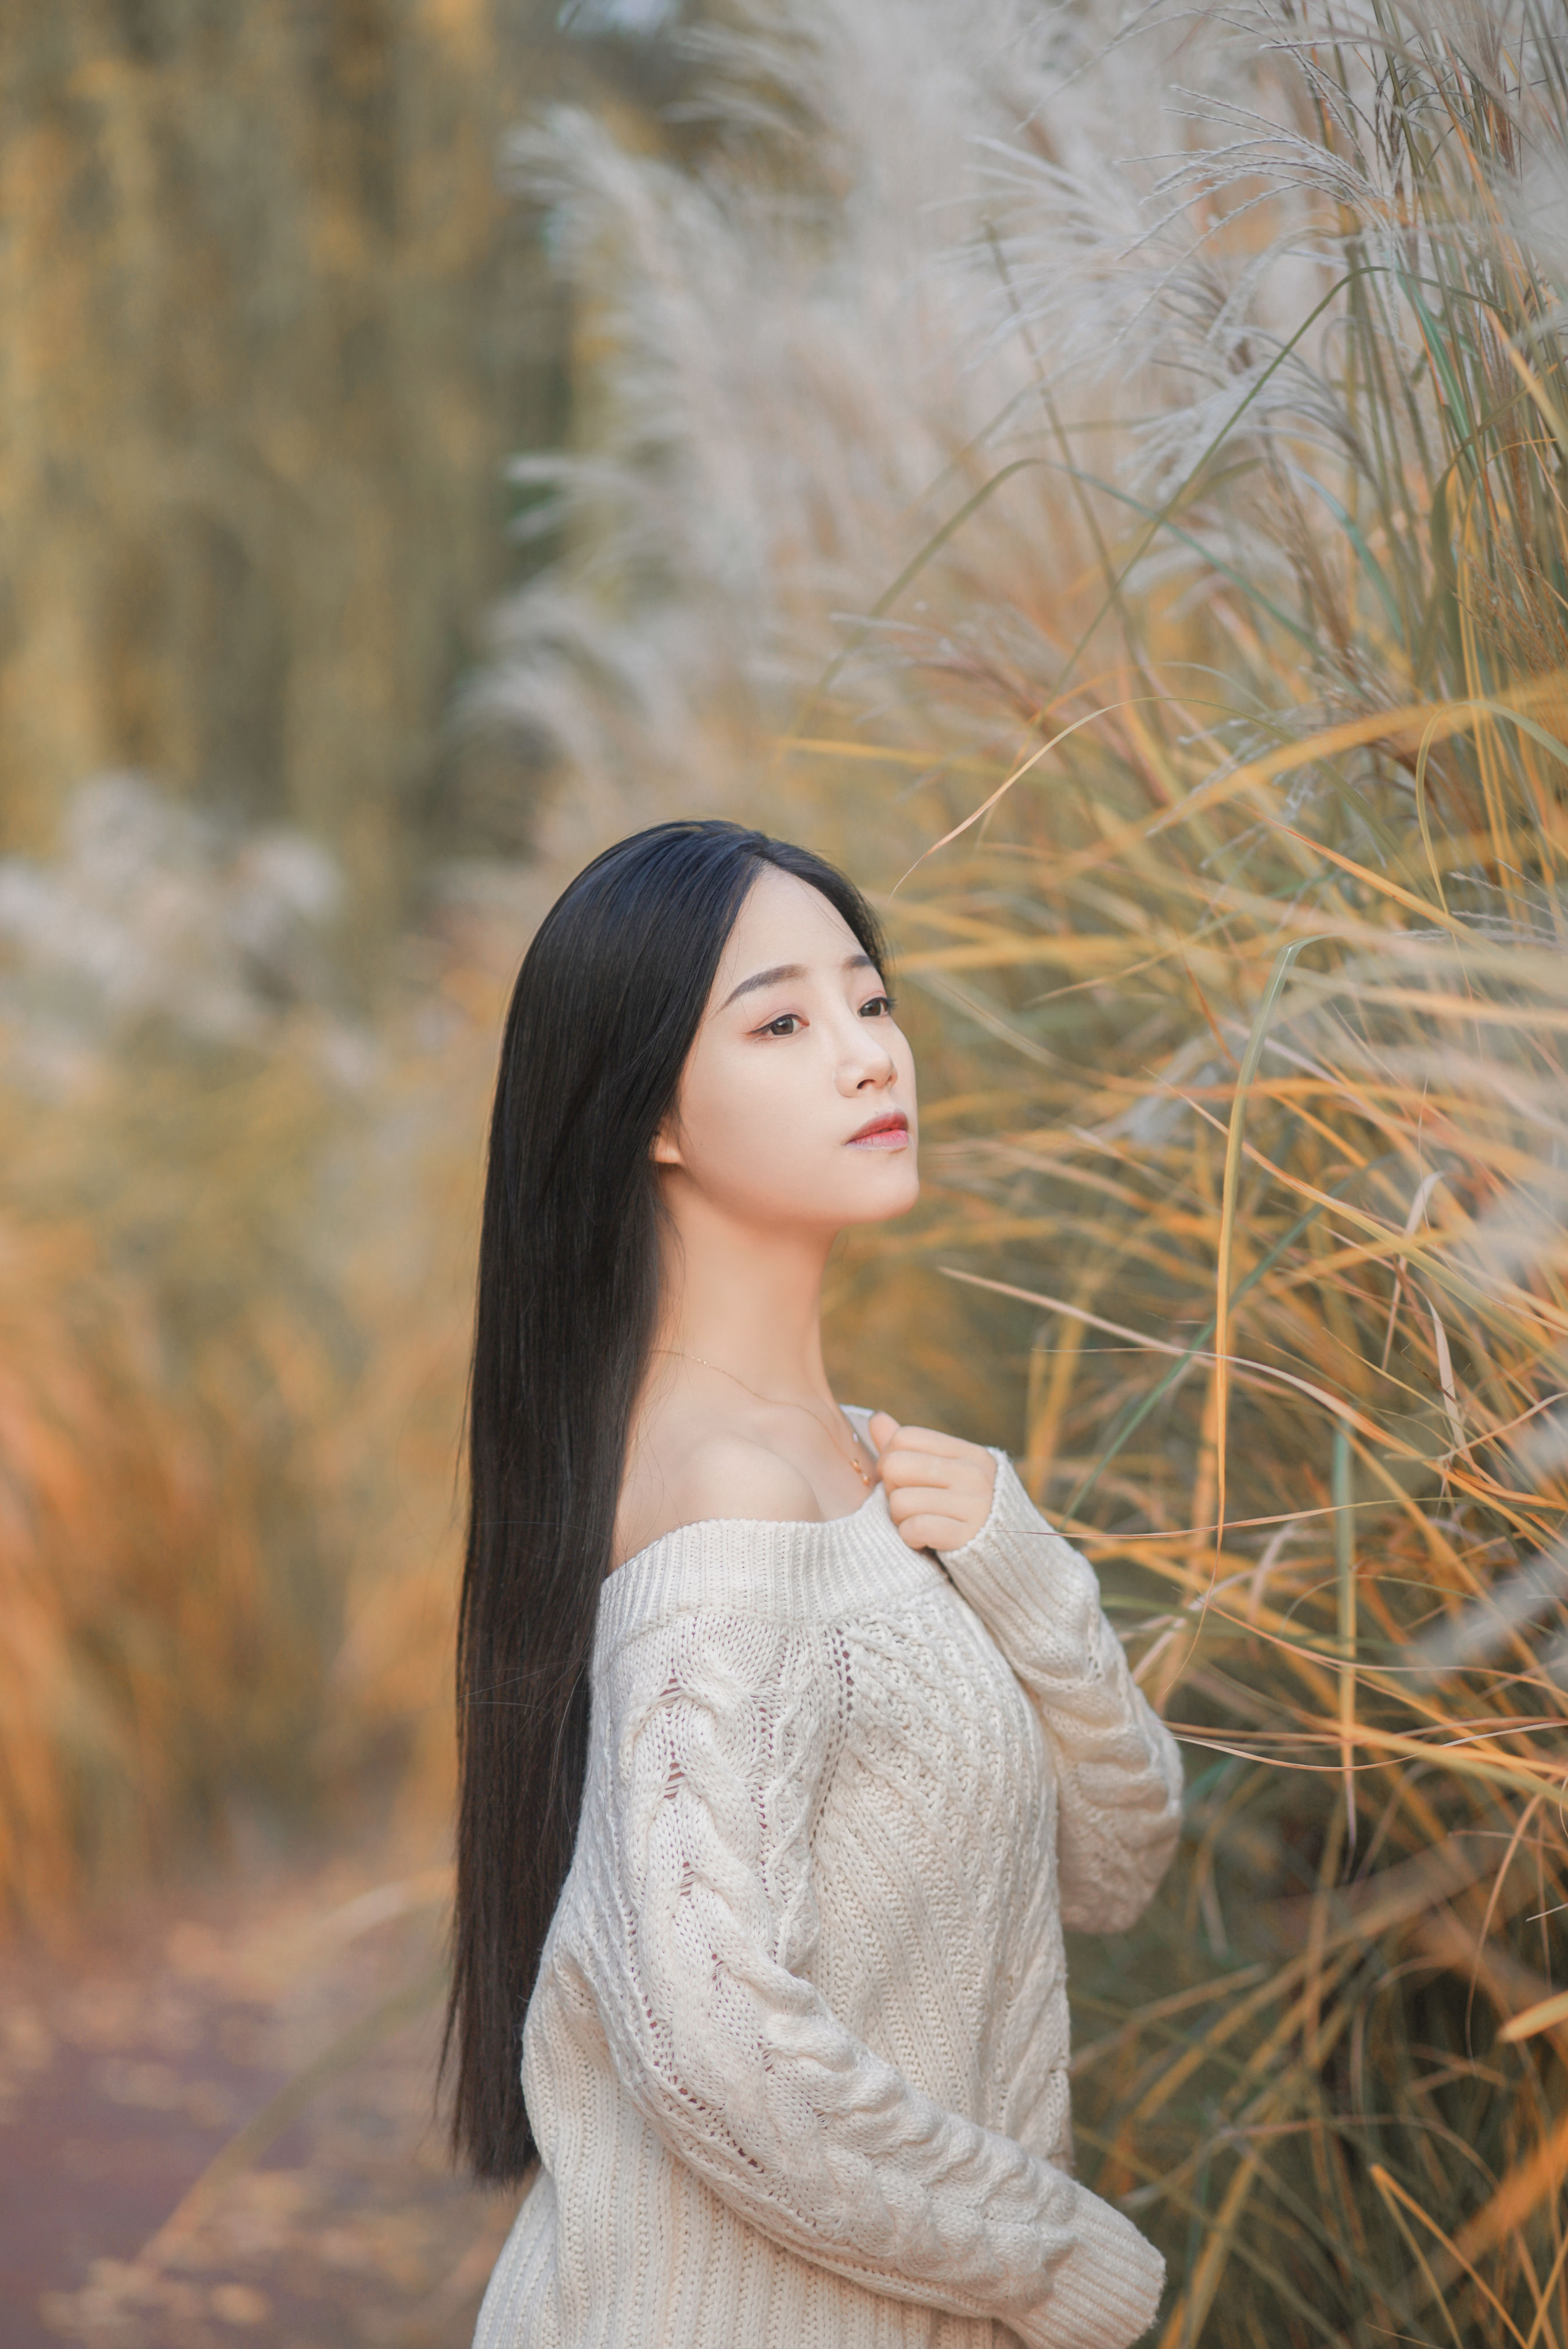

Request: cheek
left=682, top=1051, right=825, bottom=1198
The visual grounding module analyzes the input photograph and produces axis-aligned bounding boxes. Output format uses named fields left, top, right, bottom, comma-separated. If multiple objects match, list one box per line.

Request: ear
left=652, top=1117, right=684, bottom=1169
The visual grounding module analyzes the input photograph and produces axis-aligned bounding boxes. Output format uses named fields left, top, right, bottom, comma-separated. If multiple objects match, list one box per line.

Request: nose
left=835, top=1012, right=898, bottom=1094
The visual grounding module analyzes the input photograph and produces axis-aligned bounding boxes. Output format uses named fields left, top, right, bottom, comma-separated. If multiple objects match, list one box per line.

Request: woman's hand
left=866, top=1414, right=997, bottom=1553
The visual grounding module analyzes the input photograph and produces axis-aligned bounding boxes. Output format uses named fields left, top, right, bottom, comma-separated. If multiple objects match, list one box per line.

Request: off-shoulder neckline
left=607, top=1407, right=884, bottom=1584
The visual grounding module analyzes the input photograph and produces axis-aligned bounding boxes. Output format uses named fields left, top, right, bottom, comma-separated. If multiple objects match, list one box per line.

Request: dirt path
left=1, top=1837, right=523, bottom=2348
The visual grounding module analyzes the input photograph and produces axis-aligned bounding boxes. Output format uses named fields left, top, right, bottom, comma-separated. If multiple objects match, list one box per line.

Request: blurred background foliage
left=3, top=1, right=1567, bottom=2343
left=1, top=0, right=554, bottom=910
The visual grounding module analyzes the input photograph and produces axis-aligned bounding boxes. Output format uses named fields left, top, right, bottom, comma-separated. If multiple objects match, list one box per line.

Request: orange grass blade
left=889, top=699, right=1145, bottom=889
left=1213, top=942, right=1317, bottom=1574
left=1155, top=2147, right=1266, bottom=2349
left=1148, top=674, right=1568, bottom=836
left=1371, top=2163, right=1530, bottom=2349
left=1499, top=1988, right=1568, bottom=2045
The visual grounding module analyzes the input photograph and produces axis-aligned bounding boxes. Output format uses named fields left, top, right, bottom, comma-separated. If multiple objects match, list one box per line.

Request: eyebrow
left=721, top=951, right=876, bottom=1010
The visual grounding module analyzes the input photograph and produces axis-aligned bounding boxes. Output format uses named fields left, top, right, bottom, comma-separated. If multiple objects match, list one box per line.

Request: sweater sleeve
left=576, top=1603, right=1164, bottom=2349
left=938, top=1454, right=1184, bottom=1934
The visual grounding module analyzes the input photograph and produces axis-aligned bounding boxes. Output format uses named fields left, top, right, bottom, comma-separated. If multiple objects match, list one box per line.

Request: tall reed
left=869, top=8, right=1568, bottom=2338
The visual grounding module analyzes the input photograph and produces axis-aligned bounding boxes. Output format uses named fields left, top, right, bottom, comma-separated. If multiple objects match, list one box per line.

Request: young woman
left=449, top=819, right=1182, bottom=2349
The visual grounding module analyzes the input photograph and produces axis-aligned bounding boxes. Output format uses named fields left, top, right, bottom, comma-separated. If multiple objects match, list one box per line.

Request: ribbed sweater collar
left=595, top=1409, right=934, bottom=1650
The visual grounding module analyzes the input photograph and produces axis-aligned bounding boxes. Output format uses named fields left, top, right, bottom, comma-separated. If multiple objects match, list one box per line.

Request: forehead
left=714, top=865, right=862, bottom=983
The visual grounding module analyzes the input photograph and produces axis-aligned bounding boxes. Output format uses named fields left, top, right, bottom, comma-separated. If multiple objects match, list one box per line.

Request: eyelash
left=756, top=993, right=896, bottom=1038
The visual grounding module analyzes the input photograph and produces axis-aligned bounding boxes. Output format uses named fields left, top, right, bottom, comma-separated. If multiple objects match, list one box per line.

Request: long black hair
left=445, top=818, right=887, bottom=2181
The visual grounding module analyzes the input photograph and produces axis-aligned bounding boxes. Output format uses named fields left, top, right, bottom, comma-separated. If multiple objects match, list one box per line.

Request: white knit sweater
left=474, top=1428, right=1184, bottom=2349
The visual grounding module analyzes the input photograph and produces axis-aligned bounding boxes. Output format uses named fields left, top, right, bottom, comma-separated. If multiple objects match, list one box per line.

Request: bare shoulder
left=613, top=1432, right=821, bottom=1570
left=671, top=1434, right=821, bottom=1528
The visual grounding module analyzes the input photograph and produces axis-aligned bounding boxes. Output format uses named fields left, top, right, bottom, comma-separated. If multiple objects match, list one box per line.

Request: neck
left=656, top=1174, right=836, bottom=1402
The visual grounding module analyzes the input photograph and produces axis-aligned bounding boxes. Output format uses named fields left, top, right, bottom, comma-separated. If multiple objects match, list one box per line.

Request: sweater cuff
left=938, top=1453, right=1096, bottom=1654
left=1019, top=2189, right=1166, bottom=2349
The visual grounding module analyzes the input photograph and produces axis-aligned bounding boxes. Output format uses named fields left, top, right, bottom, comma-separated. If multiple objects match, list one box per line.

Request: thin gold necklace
left=659, top=1349, right=872, bottom=1486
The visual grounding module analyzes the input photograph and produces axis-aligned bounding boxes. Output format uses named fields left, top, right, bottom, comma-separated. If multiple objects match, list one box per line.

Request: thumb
left=867, top=1410, right=901, bottom=1456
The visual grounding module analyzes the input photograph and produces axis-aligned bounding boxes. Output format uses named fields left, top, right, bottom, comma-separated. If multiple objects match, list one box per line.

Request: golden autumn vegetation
left=843, top=10, right=1568, bottom=2337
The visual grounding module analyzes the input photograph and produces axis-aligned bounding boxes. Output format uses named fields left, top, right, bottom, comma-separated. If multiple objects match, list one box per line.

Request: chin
left=847, top=1169, right=920, bottom=1226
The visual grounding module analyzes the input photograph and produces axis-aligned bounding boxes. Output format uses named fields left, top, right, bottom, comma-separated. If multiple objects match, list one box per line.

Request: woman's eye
left=859, top=993, right=895, bottom=1019
left=761, top=1012, right=802, bottom=1036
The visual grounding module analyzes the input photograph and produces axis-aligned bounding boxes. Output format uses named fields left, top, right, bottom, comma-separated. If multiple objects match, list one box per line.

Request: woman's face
left=654, top=866, right=919, bottom=1233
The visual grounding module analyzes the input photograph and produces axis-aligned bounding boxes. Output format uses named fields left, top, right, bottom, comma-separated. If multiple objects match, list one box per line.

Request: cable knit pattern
left=474, top=1427, right=1184, bottom=2349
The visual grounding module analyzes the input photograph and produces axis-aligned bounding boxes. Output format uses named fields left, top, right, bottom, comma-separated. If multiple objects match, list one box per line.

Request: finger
left=884, top=1423, right=974, bottom=1459
left=866, top=1410, right=901, bottom=1454
left=891, top=1511, right=977, bottom=1553
left=880, top=1446, right=983, bottom=1489
left=886, top=1482, right=973, bottom=1522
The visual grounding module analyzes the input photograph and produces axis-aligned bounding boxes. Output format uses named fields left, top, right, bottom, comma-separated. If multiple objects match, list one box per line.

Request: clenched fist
left=866, top=1414, right=997, bottom=1553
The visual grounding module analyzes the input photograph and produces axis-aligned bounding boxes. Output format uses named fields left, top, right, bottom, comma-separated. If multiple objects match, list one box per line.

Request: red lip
left=847, top=1111, right=910, bottom=1144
